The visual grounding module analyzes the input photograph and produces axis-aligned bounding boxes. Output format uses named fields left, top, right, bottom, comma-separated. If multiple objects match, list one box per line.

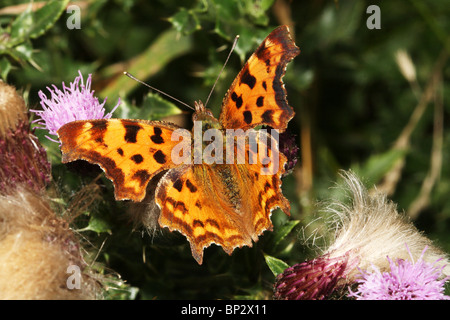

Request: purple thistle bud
left=31, top=70, right=120, bottom=142
left=0, top=120, right=51, bottom=195
left=274, top=254, right=356, bottom=300
left=0, top=81, right=51, bottom=195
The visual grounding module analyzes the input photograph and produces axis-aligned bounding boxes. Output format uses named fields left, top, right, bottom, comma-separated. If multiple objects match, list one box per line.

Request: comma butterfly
left=57, top=25, right=300, bottom=264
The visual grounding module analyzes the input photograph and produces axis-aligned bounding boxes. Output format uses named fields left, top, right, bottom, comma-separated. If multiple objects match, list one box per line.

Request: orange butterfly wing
left=219, top=25, right=299, bottom=131
left=156, top=131, right=290, bottom=264
left=57, top=25, right=299, bottom=265
left=58, top=119, right=186, bottom=202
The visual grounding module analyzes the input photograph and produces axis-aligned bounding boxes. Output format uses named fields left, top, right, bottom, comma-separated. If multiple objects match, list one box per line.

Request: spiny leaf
left=9, top=0, right=69, bottom=46
left=29, top=0, right=70, bottom=39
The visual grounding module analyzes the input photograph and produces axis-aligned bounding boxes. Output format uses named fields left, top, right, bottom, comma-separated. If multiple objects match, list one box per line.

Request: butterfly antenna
left=204, top=34, right=240, bottom=108
left=123, top=71, right=195, bottom=110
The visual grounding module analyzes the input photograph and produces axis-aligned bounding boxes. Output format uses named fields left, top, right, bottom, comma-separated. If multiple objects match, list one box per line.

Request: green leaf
left=30, top=0, right=70, bottom=38
left=9, top=0, right=69, bottom=46
left=168, top=7, right=201, bottom=35
left=264, top=254, right=290, bottom=277
left=9, top=3, right=33, bottom=43
left=241, top=0, right=275, bottom=25
left=98, top=28, right=193, bottom=104
left=117, top=93, right=182, bottom=120
left=140, top=93, right=183, bottom=119
left=271, top=220, right=300, bottom=249
left=0, top=57, right=12, bottom=80
left=78, top=212, right=112, bottom=234
left=12, top=42, right=33, bottom=61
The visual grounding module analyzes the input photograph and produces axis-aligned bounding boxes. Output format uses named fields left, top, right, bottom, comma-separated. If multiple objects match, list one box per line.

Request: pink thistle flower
left=31, top=70, right=120, bottom=142
left=349, top=247, right=450, bottom=300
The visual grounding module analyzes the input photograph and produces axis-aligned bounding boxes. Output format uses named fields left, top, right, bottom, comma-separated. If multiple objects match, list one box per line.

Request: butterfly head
left=192, top=100, right=221, bottom=130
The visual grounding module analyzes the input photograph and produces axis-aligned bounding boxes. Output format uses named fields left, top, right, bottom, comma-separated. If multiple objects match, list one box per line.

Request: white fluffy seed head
left=322, top=171, right=449, bottom=279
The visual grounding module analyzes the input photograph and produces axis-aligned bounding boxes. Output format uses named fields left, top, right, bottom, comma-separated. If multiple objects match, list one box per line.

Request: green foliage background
left=1, top=0, right=449, bottom=299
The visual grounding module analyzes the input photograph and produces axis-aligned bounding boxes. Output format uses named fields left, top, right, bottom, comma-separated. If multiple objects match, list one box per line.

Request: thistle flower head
left=349, top=247, right=450, bottom=300
left=0, top=82, right=51, bottom=195
left=273, top=171, right=450, bottom=300
left=274, top=254, right=354, bottom=300
left=31, top=70, right=120, bottom=142
left=0, top=121, right=51, bottom=195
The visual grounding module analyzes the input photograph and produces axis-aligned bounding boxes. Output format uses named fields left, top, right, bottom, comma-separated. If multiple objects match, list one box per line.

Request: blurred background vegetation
left=1, top=0, right=449, bottom=299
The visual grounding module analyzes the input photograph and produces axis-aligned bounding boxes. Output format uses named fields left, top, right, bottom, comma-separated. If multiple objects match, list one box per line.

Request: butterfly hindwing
left=58, top=119, right=185, bottom=202
left=219, top=25, right=299, bottom=131
left=156, top=131, right=290, bottom=264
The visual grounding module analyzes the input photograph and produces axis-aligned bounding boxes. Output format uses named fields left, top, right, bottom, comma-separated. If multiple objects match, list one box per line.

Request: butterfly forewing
left=58, top=119, right=185, bottom=202
left=219, top=25, right=299, bottom=131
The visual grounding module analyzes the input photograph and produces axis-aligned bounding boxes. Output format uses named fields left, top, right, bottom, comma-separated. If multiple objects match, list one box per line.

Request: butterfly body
left=58, top=25, right=299, bottom=264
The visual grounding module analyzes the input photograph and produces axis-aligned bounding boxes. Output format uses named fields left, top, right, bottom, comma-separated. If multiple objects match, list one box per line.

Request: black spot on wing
left=185, top=179, right=197, bottom=193
left=95, top=136, right=104, bottom=144
left=231, top=91, right=243, bottom=109
left=173, top=179, right=183, bottom=192
left=90, top=120, right=108, bottom=145
left=90, top=120, right=108, bottom=132
left=265, top=59, right=271, bottom=73
left=153, top=150, right=166, bottom=164
left=124, top=123, right=142, bottom=143
left=240, top=67, right=256, bottom=89
left=262, top=81, right=267, bottom=91
left=256, top=96, right=264, bottom=107
left=243, top=111, right=253, bottom=124
left=151, top=127, right=164, bottom=144
left=131, top=154, right=144, bottom=164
